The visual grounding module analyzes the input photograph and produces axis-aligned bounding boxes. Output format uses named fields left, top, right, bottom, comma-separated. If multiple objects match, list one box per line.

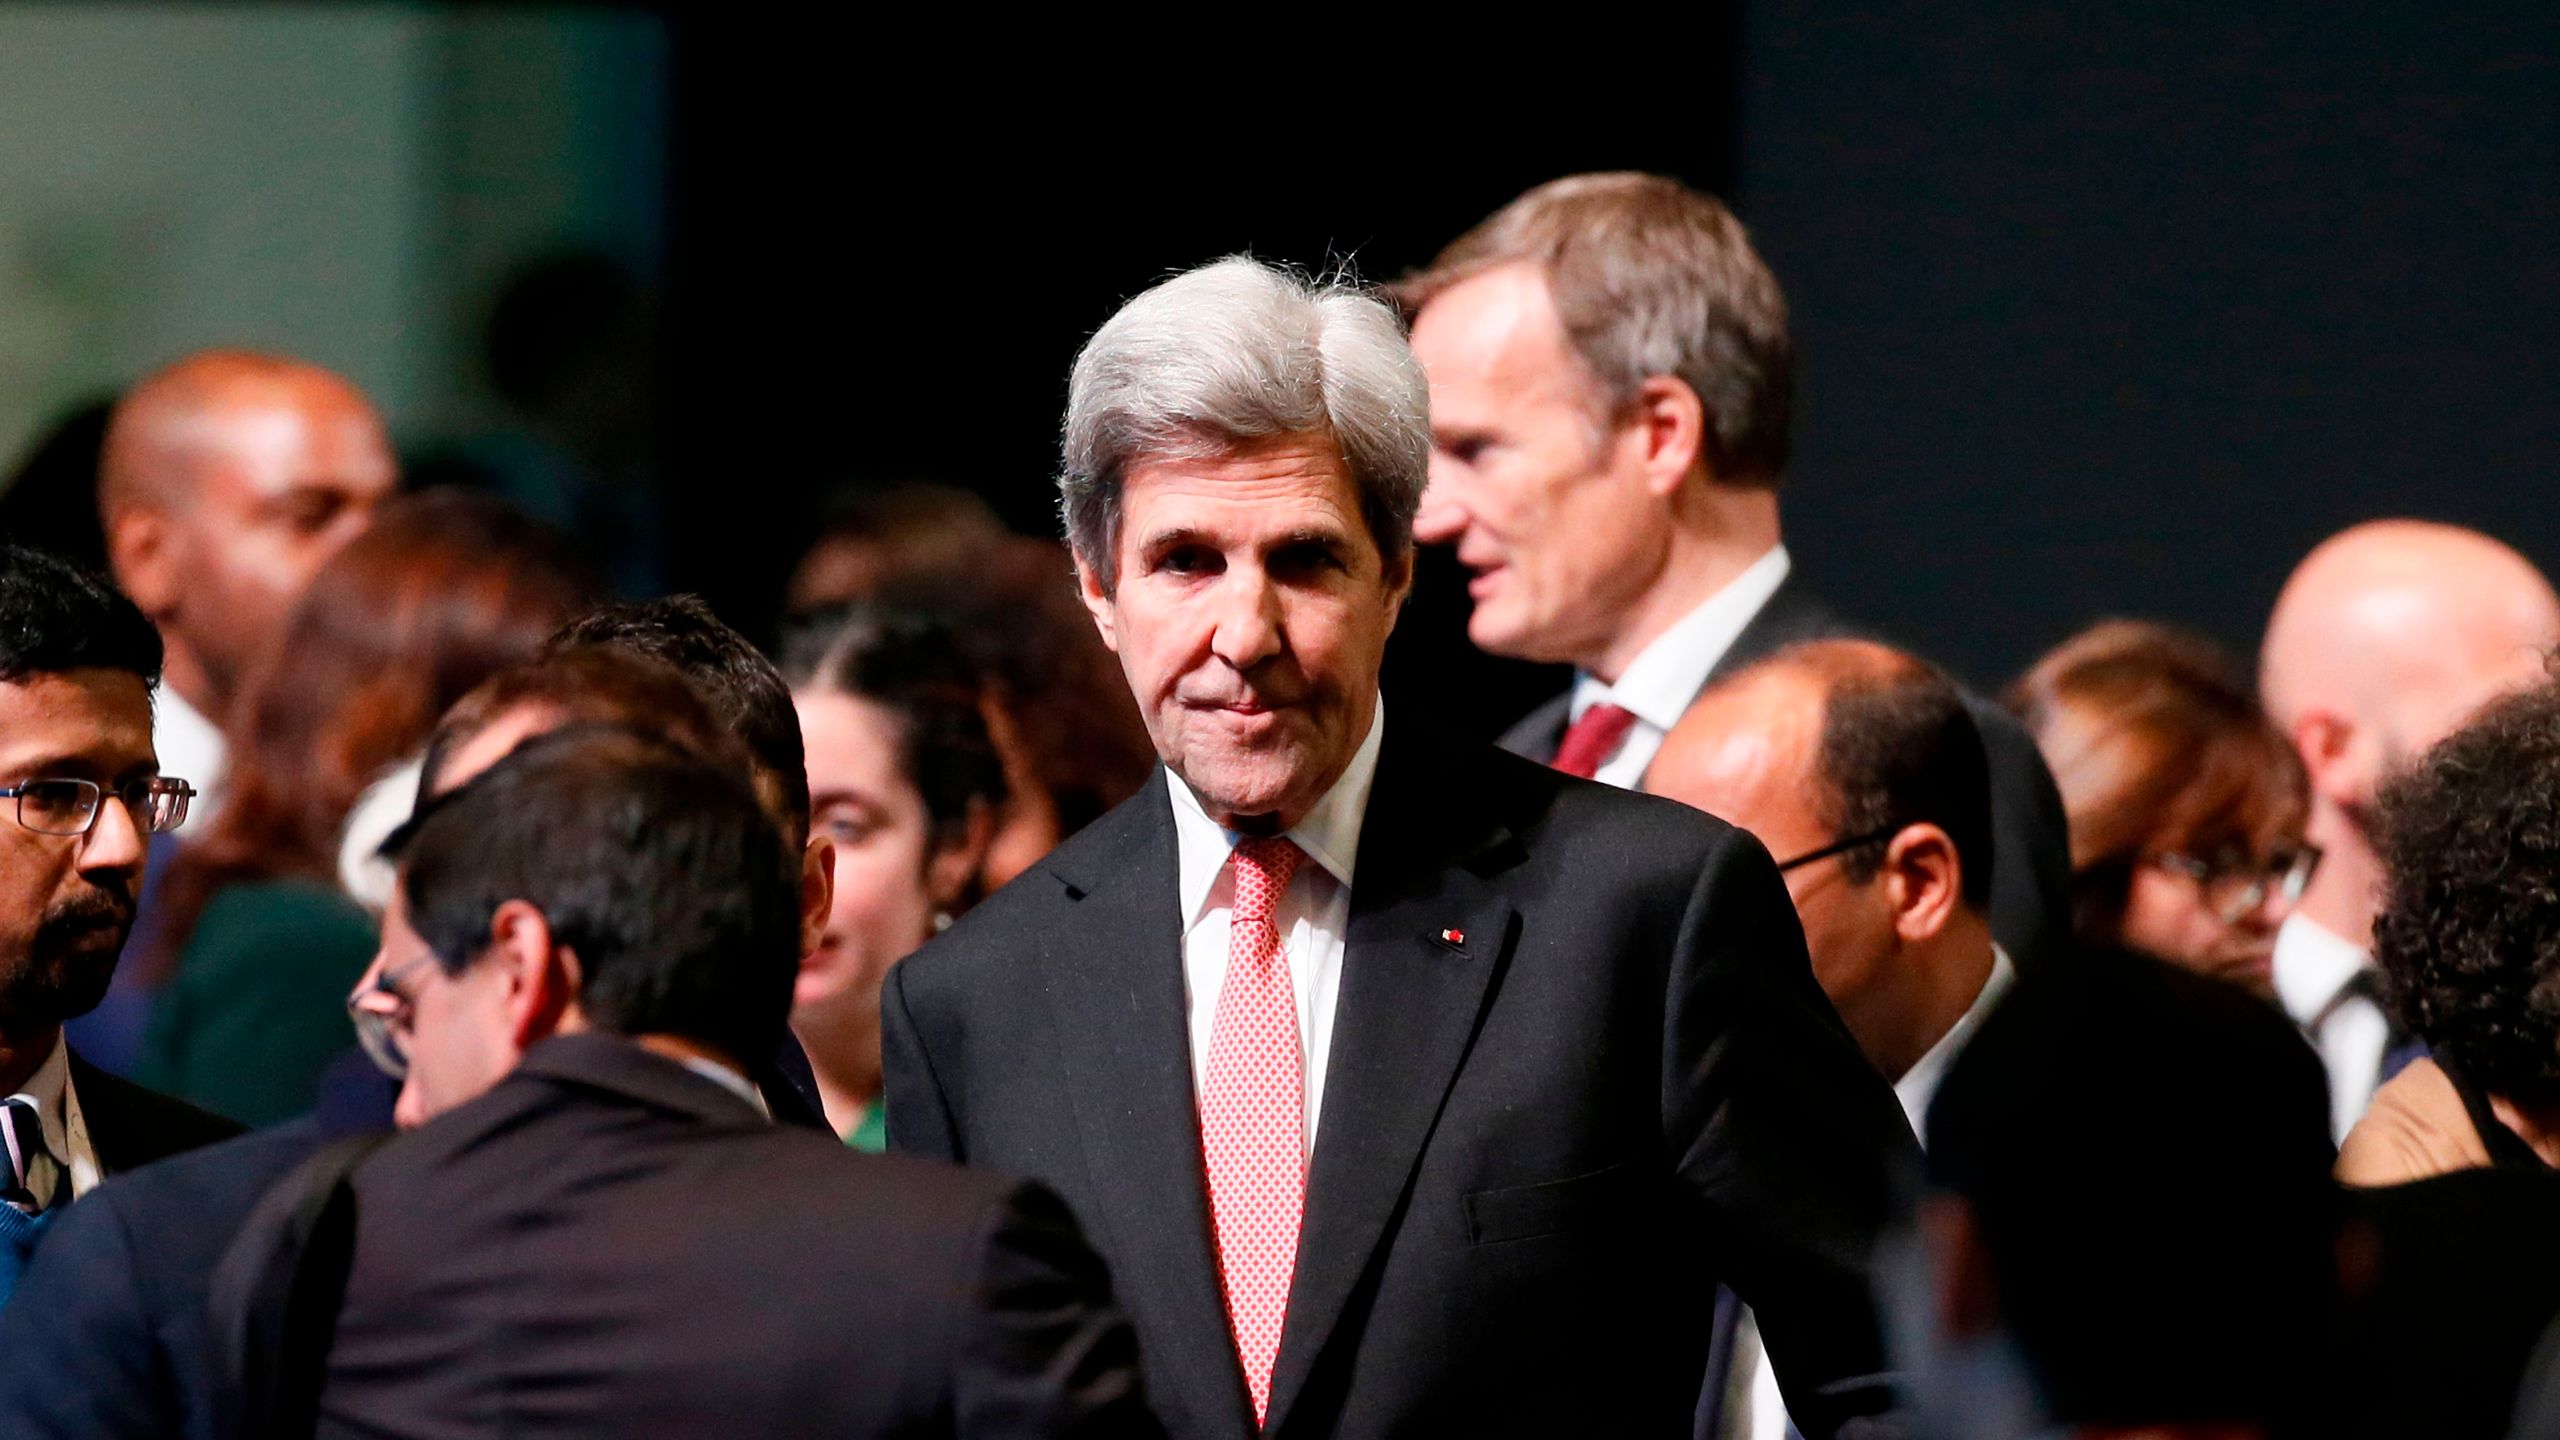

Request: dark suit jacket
left=884, top=726, right=1921, bottom=1440
left=309, top=1032, right=1155, bottom=1440
left=1496, top=568, right=2075, bottom=972
left=0, top=1118, right=334, bottom=1439
left=69, top=1047, right=244, bottom=1173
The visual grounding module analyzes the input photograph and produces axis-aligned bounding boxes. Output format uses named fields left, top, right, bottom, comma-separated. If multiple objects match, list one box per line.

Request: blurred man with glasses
left=1649, top=639, right=2008, bottom=1440
left=0, top=544, right=236, bottom=1308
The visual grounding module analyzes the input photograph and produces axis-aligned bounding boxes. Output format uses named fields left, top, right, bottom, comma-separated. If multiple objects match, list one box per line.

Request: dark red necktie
left=1552, top=702, right=1639, bottom=779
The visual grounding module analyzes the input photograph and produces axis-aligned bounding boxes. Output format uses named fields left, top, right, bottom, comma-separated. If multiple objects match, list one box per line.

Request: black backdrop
left=661, top=8, right=2557, bottom=735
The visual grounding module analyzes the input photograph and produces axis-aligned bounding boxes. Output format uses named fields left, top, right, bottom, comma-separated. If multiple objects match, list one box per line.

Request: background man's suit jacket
left=1497, top=568, right=2076, bottom=972
left=309, top=1032, right=1156, bottom=1440
left=884, top=727, right=1922, bottom=1440
left=0, top=1116, right=331, bottom=1439
left=68, top=1048, right=243, bottom=1172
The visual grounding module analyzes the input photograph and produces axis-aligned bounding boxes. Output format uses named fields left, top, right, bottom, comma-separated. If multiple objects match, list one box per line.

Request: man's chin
left=19, top=930, right=131, bottom=1021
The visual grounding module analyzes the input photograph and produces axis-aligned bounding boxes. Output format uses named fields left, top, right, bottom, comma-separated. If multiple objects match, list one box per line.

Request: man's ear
left=2290, top=709, right=2366, bottom=812
left=105, top=507, right=178, bottom=619
left=488, top=898, right=577, bottom=1050
left=1073, top=550, right=1120, bottom=653
left=1883, top=823, right=1964, bottom=944
left=1380, top=543, right=1415, bottom=630
left=797, top=835, right=837, bottom=962
left=1628, top=375, right=1710, bottom=499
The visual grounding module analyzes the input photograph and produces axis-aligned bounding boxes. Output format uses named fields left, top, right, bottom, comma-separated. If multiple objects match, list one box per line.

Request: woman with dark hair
left=779, top=605, right=1005, bottom=1148
left=2339, top=680, right=2560, bottom=1185
left=134, top=490, right=594, bottom=1124
left=2006, top=621, right=2316, bottom=996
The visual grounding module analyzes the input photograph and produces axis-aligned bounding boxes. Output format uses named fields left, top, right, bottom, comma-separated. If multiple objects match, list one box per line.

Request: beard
left=0, top=882, right=136, bottom=1024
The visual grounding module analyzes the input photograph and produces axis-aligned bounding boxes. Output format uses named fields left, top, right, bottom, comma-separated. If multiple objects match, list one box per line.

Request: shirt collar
left=7, top=1032, right=72, bottom=1163
left=1168, top=697, right=1386, bottom=927
left=1895, top=944, right=2015, bottom=1144
left=2273, top=912, right=2370, bottom=1025
left=1570, top=545, right=1792, bottom=730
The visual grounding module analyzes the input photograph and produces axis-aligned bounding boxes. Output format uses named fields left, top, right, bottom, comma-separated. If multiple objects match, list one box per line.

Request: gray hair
left=1059, top=257, right=1429, bottom=584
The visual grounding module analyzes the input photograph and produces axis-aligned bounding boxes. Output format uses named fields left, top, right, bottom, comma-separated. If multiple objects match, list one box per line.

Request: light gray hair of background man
left=1059, top=255, right=1430, bottom=588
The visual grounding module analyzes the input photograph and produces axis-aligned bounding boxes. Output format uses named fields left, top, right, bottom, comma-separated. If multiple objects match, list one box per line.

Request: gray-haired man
left=884, top=257, right=1919, bottom=1440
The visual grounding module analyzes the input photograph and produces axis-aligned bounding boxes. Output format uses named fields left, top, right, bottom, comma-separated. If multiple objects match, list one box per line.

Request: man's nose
left=1413, top=459, right=1468, bottom=545
left=79, top=791, right=148, bottom=875
left=1209, top=568, right=1286, bottom=670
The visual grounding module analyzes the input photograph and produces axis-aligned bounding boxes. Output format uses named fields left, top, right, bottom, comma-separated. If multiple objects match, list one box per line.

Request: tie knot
left=1554, top=702, right=1641, bottom=780
left=2, top=1095, right=47, bottom=1197
left=1230, top=837, right=1306, bottom=928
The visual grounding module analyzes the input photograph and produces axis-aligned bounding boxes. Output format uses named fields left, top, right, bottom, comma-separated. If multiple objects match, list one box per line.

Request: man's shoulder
left=1439, top=729, right=1745, bottom=860
left=71, top=1050, right=248, bottom=1171
left=898, top=775, right=1167, bottom=985
left=41, top=1118, right=335, bottom=1287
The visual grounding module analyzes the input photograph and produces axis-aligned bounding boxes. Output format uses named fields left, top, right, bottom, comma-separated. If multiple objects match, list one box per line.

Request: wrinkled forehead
left=0, top=671, right=158, bottom=780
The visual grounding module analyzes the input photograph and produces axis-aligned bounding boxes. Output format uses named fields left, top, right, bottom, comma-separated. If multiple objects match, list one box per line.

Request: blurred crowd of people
left=0, top=172, right=2556, bottom=1439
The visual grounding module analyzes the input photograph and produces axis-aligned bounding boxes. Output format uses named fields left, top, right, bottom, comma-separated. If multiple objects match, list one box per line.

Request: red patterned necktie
left=1201, top=836, right=1308, bottom=1426
left=1552, top=701, right=1640, bottom=779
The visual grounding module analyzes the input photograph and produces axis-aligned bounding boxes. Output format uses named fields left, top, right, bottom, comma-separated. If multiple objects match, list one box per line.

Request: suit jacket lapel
left=1264, top=730, right=1518, bottom=1435
left=1035, top=772, right=1252, bottom=1437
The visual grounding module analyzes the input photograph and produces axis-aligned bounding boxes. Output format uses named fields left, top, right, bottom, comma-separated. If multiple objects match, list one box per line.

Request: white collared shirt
left=7, top=1035, right=101, bottom=1209
left=1167, top=700, right=1385, bottom=1161
left=1568, top=546, right=1793, bottom=788
left=1739, top=942, right=2014, bottom=1440
left=153, top=686, right=227, bottom=830
left=2273, top=913, right=2384, bottom=1143
left=1894, top=944, right=2015, bottom=1147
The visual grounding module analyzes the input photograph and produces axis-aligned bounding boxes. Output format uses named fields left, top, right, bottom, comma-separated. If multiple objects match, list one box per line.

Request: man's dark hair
left=1926, top=949, right=2336, bottom=1428
left=385, top=725, right=799, bottom=1068
left=2374, top=679, right=2560, bottom=1109
left=547, top=596, right=809, bottom=843
left=1794, top=643, right=1996, bottom=908
left=0, top=542, right=163, bottom=688
left=778, top=604, right=1006, bottom=849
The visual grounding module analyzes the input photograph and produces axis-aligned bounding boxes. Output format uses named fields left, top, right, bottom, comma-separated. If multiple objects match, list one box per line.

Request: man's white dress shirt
left=1741, top=944, right=2012, bottom=1440
left=2273, top=912, right=2386, bottom=1144
left=152, top=686, right=227, bottom=830
left=7, top=1036, right=101, bottom=1209
left=1167, top=701, right=1385, bottom=1161
left=1568, top=546, right=1792, bottom=789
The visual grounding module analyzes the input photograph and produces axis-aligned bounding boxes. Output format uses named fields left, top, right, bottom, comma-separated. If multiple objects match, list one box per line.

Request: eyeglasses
left=347, top=954, right=441, bottom=1080
left=2146, top=844, right=2323, bottom=925
left=0, top=777, right=193, bottom=837
left=1776, top=824, right=1903, bottom=874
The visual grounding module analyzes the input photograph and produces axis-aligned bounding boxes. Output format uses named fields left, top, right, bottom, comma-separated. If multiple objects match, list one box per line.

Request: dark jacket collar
left=510, top=1032, right=771, bottom=1128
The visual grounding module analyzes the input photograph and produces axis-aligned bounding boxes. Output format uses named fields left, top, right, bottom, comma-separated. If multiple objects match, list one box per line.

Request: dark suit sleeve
left=0, top=1190, right=181, bottom=1440
left=952, top=1179, right=1164, bottom=1440
left=1662, top=827, right=1921, bottom=1438
left=882, top=961, right=961, bottom=1162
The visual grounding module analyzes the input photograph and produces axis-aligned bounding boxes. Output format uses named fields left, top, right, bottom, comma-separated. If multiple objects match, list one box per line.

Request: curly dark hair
left=2373, top=678, right=2560, bottom=1108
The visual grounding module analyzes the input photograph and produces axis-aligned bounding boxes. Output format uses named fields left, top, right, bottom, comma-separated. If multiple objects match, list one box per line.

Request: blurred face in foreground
left=1078, top=436, right=1409, bottom=831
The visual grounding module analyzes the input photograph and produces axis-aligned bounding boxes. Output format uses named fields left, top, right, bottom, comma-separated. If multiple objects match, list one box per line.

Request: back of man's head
left=388, top=725, right=799, bottom=1070
left=1923, top=949, right=2336, bottom=1429
left=0, top=543, right=163, bottom=689
left=1802, top=642, right=1995, bottom=910
left=1395, top=171, right=1793, bottom=487
left=546, top=597, right=809, bottom=842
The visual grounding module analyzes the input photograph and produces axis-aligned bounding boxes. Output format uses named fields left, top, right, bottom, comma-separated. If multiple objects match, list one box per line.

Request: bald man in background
left=2261, top=519, right=2560, bottom=1140
left=98, top=350, right=398, bottom=824
left=1648, top=640, right=2004, bottom=1440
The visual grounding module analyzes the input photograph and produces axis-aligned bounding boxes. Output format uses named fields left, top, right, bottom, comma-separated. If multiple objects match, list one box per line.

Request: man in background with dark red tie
left=1396, top=173, right=2073, bottom=974
left=884, top=257, right=1919, bottom=1439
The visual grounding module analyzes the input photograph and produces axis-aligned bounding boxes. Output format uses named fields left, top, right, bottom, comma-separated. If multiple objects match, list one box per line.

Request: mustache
left=38, top=885, right=136, bottom=942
